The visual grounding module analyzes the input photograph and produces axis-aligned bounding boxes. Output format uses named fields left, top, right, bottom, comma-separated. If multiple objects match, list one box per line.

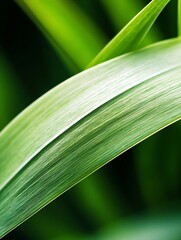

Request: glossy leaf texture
left=0, top=39, right=181, bottom=237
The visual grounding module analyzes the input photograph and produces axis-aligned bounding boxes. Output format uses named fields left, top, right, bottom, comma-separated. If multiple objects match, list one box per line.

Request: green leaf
left=178, top=0, right=181, bottom=36
left=88, top=0, right=170, bottom=68
left=16, top=0, right=106, bottom=71
left=0, top=39, right=181, bottom=237
left=100, top=0, right=162, bottom=46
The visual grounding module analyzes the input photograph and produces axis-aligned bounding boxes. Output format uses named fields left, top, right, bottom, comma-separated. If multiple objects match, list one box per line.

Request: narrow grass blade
left=101, top=0, right=162, bottom=46
left=16, top=0, right=106, bottom=71
left=88, top=0, right=170, bottom=68
left=0, top=39, right=181, bottom=237
left=178, top=0, right=181, bottom=36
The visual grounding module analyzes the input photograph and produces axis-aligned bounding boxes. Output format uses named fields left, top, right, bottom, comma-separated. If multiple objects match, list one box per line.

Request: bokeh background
left=0, top=0, right=181, bottom=239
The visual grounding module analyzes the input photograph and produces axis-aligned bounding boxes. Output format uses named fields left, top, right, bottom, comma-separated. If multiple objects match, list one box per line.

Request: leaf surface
left=88, top=0, right=170, bottom=67
left=100, top=0, right=162, bottom=45
left=0, top=39, right=181, bottom=237
left=178, top=0, right=181, bottom=36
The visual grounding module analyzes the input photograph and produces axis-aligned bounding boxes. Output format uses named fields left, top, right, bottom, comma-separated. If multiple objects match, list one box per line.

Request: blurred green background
left=0, top=0, right=180, bottom=239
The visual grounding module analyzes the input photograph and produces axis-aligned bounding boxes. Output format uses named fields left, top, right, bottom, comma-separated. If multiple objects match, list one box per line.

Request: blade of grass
left=0, top=39, right=181, bottom=237
left=100, top=0, right=162, bottom=46
left=16, top=0, right=122, bottom=225
left=16, top=0, right=106, bottom=71
left=178, top=0, right=181, bottom=36
left=88, top=0, right=170, bottom=68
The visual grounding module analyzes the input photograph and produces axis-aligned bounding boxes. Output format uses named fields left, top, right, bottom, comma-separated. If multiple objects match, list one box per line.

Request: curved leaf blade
left=88, top=0, right=170, bottom=67
left=0, top=39, right=181, bottom=237
left=178, top=0, right=181, bottom=36
left=100, top=0, right=163, bottom=46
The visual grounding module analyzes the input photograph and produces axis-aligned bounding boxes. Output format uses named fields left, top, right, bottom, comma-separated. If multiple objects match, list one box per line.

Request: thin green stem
left=178, top=0, right=181, bottom=37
